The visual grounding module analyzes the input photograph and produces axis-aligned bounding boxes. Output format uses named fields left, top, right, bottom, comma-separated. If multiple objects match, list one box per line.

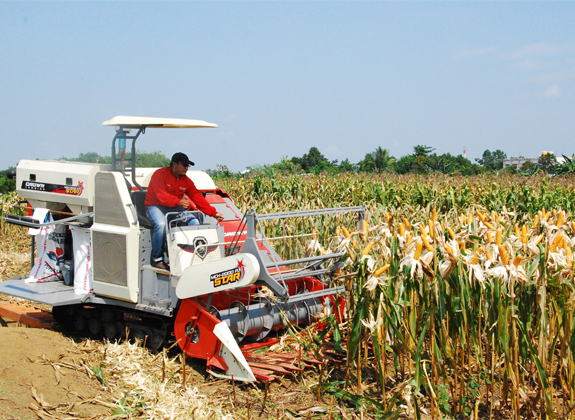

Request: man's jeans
left=146, top=205, right=199, bottom=262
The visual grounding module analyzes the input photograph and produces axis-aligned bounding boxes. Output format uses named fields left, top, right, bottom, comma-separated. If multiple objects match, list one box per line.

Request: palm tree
left=372, top=147, right=396, bottom=173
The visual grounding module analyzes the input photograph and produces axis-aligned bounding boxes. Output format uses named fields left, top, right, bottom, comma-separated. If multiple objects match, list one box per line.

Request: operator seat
left=130, top=191, right=153, bottom=229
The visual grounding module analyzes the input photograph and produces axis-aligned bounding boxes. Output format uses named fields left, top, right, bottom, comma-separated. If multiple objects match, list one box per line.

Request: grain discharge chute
left=0, top=117, right=364, bottom=382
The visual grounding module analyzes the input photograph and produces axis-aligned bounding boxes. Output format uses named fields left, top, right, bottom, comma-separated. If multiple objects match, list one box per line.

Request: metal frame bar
left=111, top=126, right=145, bottom=190
left=256, top=206, right=365, bottom=221
left=238, top=207, right=365, bottom=301
left=2, top=212, right=94, bottom=228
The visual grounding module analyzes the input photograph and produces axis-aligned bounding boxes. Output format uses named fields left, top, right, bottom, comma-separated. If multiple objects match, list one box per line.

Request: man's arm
left=184, top=179, right=223, bottom=221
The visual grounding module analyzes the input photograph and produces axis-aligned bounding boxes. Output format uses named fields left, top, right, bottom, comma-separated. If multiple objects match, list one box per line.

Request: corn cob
left=341, top=226, right=351, bottom=239
left=362, top=241, right=375, bottom=256
left=414, top=241, right=423, bottom=260
left=399, top=223, right=406, bottom=237
left=496, top=229, right=502, bottom=245
left=421, top=229, right=433, bottom=252
left=498, top=245, right=509, bottom=266
left=427, top=220, right=433, bottom=240
left=521, top=225, right=528, bottom=244
left=373, top=264, right=390, bottom=277
left=557, top=211, right=565, bottom=228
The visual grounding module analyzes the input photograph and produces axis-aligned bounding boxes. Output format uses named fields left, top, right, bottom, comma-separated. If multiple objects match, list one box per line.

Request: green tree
left=134, top=151, right=170, bottom=167
left=359, top=147, right=395, bottom=173
left=413, top=145, right=436, bottom=157
left=394, top=155, right=416, bottom=174
left=555, top=154, right=575, bottom=175
left=476, top=149, right=507, bottom=171
left=538, top=152, right=558, bottom=174
left=519, top=161, right=538, bottom=175
left=299, top=147, right=329, bottom=172
left=338, top=158, right=357, bottom=173
left=62, top=150, right=169, bottom=167
left=0, top=167, right=16, bottom=193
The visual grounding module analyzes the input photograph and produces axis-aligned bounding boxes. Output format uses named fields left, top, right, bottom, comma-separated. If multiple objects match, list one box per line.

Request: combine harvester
left=0, top=117, right=364, bottom=382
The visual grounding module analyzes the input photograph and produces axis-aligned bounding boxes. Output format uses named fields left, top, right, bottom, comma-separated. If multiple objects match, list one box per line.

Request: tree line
left=212, top=145, right=575, bottom=179
left=1, top=147, right=574, bottom=193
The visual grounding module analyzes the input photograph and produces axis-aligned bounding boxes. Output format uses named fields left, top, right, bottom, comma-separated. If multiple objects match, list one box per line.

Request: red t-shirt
left=144, top=167, right=217, bottom=217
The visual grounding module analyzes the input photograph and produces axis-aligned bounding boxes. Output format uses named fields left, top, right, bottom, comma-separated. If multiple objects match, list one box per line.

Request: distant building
left=503, top=152, right=564, bottom=170
left=503, top=157, right=539, bottom=170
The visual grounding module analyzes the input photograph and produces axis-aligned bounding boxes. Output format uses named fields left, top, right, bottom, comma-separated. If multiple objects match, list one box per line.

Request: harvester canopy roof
left=102, top=116, right=218, bottom=129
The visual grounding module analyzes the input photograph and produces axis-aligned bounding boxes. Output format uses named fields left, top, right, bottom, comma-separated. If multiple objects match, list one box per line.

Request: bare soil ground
left=0, top=317, right=346, bottom=420
left=0, top=247, right=349, bottom=420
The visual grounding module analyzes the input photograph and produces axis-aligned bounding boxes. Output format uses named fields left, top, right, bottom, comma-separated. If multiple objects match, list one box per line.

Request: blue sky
left=1, top=2, right=574, bottom=172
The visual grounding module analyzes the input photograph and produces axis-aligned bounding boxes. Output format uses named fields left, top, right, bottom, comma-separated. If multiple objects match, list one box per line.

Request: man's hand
left=179, top=198, right=190, bottom=208
left=214, top=212, right=224, bottom=222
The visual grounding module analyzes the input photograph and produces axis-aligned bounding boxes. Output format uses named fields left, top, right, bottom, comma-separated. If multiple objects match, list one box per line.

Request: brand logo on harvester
left=21, top=181, right=84, bottom=196
left=64, top=181, right=84, bottom=196
left=210, top=259, right=246, bottom=288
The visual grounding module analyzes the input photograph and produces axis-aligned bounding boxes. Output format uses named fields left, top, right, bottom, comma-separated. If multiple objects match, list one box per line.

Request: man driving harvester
left=145, top=152, right=224, bottom=270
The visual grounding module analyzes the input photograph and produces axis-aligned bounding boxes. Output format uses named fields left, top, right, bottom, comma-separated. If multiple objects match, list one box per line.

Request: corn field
left=4, top=173, right=575, bottom=418
left=221, top=173, right=575, bottom=419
